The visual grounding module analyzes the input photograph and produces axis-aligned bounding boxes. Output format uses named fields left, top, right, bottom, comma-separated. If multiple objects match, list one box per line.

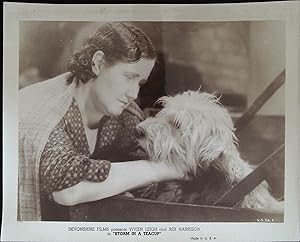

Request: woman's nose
left=126, top=83, right=139, bottom=100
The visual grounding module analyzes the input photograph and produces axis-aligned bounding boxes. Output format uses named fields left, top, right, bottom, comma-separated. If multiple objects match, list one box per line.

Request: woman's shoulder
left=19, top=73, right=74, bottom=125
left=19, top=73, right=73, bottom=107
left=19, top=73, right=72, bottom=97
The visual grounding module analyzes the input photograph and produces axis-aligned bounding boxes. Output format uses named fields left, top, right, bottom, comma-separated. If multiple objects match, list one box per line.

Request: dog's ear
left=193, top=113, right=237, bottom=172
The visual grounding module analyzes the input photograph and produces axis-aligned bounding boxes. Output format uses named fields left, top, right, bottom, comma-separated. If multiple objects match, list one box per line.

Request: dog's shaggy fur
left=136, top=90, right=283, bottom=211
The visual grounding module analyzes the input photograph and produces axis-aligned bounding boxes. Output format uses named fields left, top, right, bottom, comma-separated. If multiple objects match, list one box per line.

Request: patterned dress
left=39, top=98, right=145, bottom=220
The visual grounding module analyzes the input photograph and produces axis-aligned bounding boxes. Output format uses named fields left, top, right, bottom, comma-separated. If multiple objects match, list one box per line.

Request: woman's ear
left=91, top=50, right=105, bottom=76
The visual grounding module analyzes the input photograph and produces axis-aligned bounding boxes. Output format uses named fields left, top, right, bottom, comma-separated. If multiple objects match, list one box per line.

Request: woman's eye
left=125, top=75, right=134, bottom=80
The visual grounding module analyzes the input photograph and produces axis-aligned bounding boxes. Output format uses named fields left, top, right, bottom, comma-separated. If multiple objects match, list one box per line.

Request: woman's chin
left=107, top=106, right=124, bottom=116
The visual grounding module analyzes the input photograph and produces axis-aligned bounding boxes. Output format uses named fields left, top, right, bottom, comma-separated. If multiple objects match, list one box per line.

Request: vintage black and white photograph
left=3, top=2, right=300, bottom=242
left=18, top=20, right=285, bottom=222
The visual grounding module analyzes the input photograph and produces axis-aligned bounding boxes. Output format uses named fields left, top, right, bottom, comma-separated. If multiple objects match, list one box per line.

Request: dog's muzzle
left=135, top=126, right=146, bottom=139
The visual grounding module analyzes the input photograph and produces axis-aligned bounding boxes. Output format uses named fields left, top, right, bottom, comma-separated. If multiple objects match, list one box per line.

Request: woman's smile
left=118, top=99, right=129, bottom=105
left=118, top=99, right=129, bottom=108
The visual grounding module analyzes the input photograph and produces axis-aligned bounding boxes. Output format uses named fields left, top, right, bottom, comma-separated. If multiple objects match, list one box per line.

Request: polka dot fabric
left=39, top=98, right=145, bottom=199
left=39, top=98, right=111, bottom=197
left=91, top=109, right=146, bottom=162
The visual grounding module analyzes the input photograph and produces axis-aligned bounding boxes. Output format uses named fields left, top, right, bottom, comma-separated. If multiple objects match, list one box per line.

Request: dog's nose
left=135, top=126, right=146, bottom=139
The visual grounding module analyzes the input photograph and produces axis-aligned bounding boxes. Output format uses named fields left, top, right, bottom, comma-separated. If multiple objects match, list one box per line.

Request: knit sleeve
left=39, top=119, right=111, bottom=196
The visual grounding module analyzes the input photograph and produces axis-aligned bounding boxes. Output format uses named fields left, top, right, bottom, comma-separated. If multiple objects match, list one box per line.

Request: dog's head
left=137, top=90, right=238, bottom=175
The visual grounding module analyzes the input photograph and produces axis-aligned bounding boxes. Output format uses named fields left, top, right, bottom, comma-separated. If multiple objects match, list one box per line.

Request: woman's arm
left=52, top=160, right=184, bottom=206
left=39, top=120, right=112, bottom=196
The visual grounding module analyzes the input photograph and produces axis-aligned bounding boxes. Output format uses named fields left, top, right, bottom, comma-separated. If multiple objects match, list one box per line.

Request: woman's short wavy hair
left=67, top=22, right=157, bottom=86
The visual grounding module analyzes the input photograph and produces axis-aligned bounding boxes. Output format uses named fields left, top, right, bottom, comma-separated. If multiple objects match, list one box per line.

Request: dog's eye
left=173, top=120, right=181, bottom=129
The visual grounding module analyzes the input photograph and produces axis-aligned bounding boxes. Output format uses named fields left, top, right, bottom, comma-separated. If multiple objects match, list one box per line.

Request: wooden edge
left=235, top=70, right=285, bottom=134
left=214, top=145, right=285, bottom=207
left=85, top=194, right=283, bottom=222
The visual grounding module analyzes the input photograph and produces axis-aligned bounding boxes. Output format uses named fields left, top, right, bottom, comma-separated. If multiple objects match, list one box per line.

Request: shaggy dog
left=135, top=90, right=283, bottom=212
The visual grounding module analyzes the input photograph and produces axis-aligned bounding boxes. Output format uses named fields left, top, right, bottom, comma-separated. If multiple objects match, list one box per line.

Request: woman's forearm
left=52, top=160, right=181, bottom=206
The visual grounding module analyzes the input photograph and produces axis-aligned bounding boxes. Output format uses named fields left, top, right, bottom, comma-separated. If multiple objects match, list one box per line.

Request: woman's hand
left=148, top=160, right=190, bottom=183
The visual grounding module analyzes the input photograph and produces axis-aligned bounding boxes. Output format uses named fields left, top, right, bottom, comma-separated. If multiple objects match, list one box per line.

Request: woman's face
left=90, top=58, right=155, bottom=116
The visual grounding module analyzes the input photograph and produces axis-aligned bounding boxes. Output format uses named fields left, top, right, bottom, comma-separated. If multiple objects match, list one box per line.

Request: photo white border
left=3, top=2, right=300, bottom=241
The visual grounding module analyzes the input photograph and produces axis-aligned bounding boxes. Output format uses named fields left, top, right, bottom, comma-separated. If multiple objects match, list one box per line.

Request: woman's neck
left=73, top=81, right=104, bottom=129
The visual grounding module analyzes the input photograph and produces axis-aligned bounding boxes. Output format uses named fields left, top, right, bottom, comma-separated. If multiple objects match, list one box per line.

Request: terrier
left=136, top=90, right=283, bottom=211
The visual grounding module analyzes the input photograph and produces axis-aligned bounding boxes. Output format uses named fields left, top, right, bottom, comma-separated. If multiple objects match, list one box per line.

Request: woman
left=18, top=22, right=186, bottom=221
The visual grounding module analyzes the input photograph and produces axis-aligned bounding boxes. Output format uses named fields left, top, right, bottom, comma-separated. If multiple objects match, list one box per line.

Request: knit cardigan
left=18, top=72, right=144, bottom=221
